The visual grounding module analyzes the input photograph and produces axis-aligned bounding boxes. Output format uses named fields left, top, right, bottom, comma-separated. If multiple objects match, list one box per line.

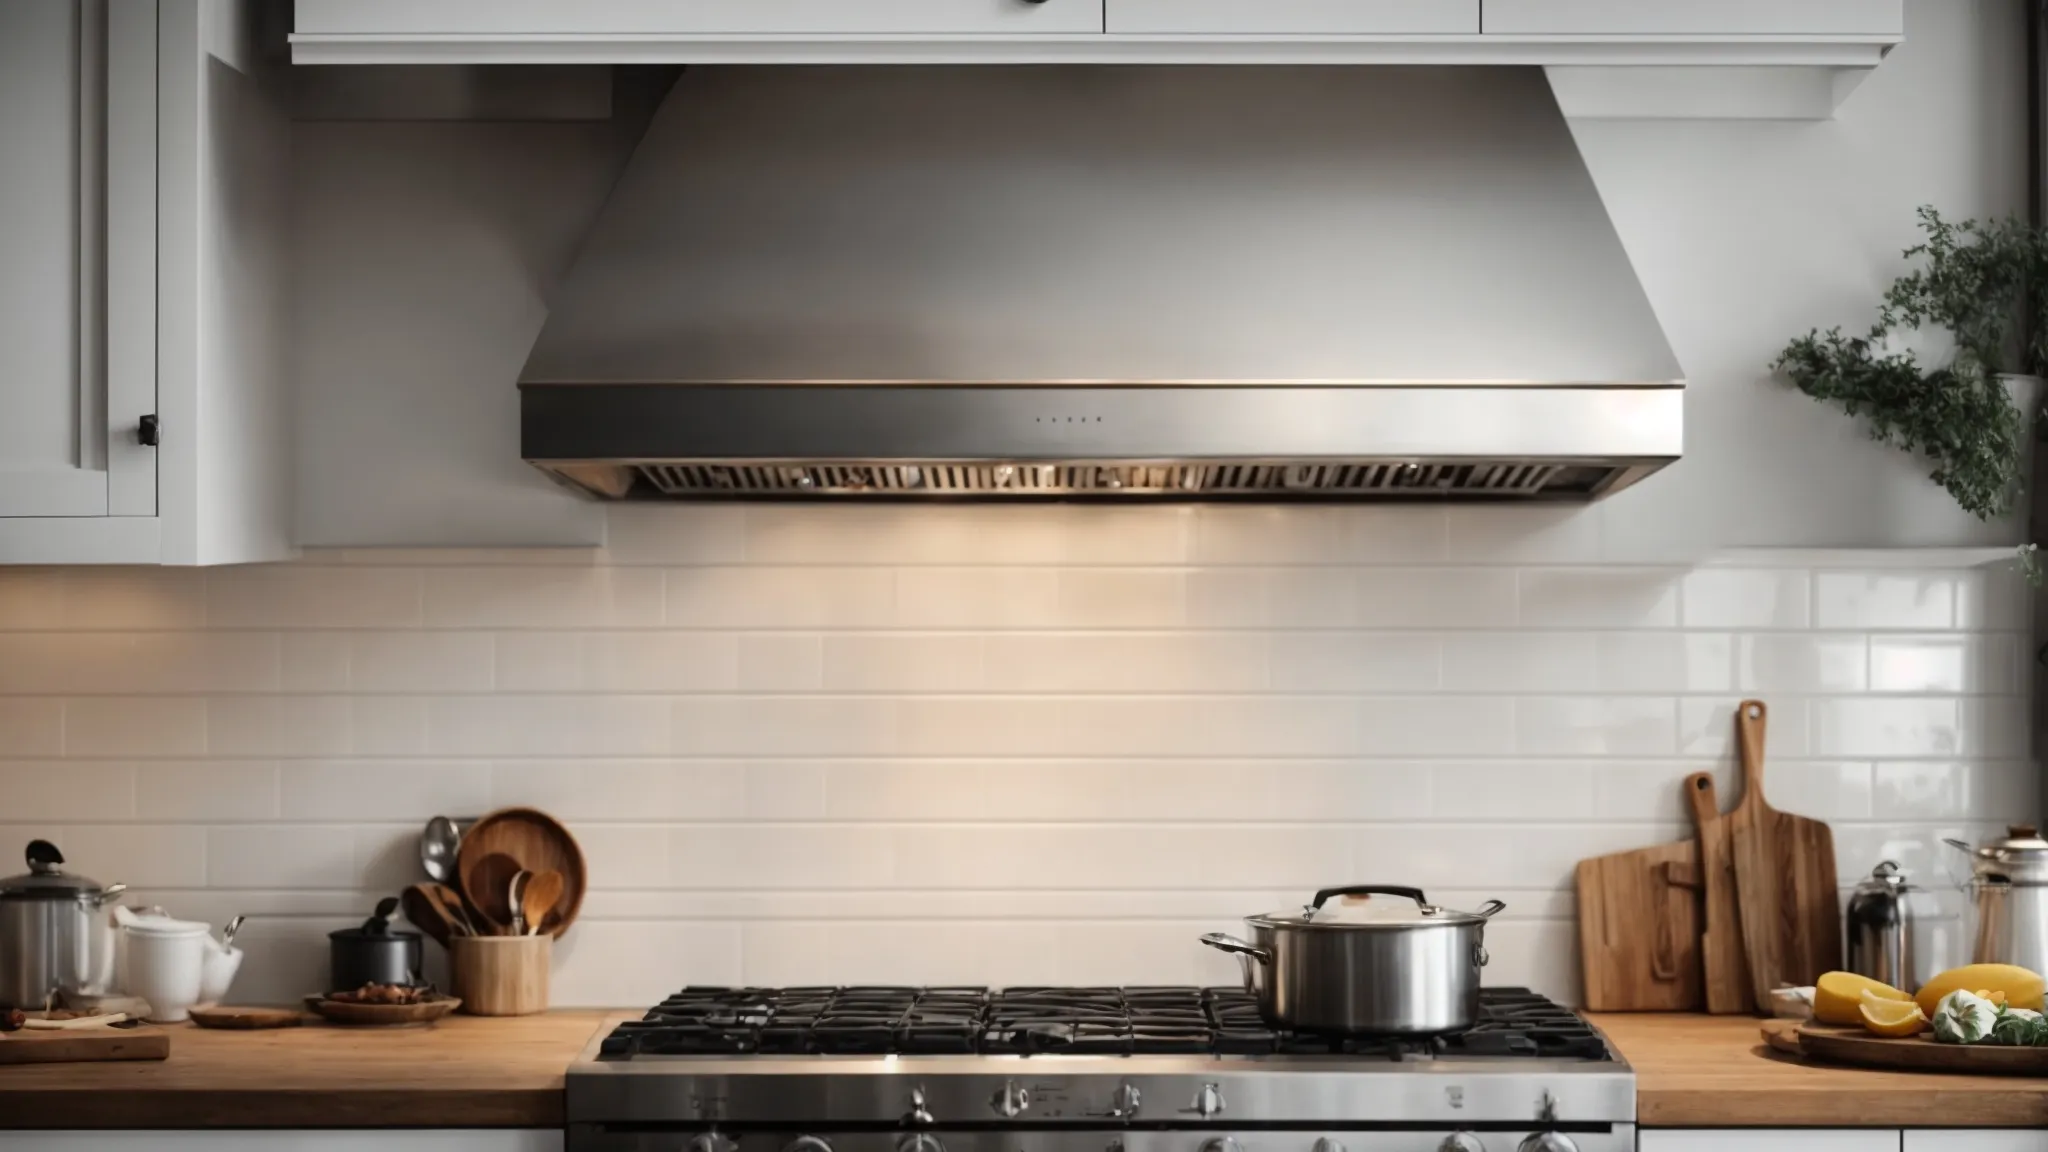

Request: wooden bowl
left=455, top=807, right=586, bottom=938
left=304, top=994, right=460, bottom=1026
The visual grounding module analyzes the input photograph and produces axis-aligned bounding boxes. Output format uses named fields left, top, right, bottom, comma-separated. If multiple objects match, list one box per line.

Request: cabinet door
left=1107, top=1, right=1477, bottom=34
left=0, top=0, right=156, bottom=519
left=296, top=0, right=1106, bottom=36
left=1481, top=0, right=1903, bottom=36
left=1641, top=1133, right=1901, bottom=1152
left=1904, top=1135, right=2048, bottom=1152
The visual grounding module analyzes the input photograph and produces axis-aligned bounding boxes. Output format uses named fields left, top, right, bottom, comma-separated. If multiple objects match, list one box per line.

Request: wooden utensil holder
left=450, top=935, right=548, bottom=1016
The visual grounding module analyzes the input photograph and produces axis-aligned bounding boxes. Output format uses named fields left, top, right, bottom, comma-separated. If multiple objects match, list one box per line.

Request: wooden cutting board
left=1686, top=769, right=1753, bottom=1015
left=1793, top=1023, right=2048, bottom=1075
left=1576, top=834, right=1702, bottom=1011
left=0, top=1026, right=169, bottom=1064
left=190, top=1005, right=304, bottom=1029
left=1728, top=699, right=1841, bottom=1006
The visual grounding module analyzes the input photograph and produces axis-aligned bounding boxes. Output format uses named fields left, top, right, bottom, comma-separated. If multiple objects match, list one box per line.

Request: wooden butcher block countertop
left=0, top=1010, right=612, bottom=1129
left=1592, top=1013, right=2048, bottom=1128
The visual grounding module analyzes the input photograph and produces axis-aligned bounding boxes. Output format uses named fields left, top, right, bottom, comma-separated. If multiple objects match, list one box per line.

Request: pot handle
left=1473, top=899, right=1506, bottom=919
left=1199, top=932, right=1273, bottom=965
left=1308, top=885, right=1427, bottom=915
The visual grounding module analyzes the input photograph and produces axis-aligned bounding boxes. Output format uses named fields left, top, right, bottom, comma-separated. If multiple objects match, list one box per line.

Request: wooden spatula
left=1686, top=768, right=1753, bottom=1015
left=1729, top=699, right=1841, bottom=1005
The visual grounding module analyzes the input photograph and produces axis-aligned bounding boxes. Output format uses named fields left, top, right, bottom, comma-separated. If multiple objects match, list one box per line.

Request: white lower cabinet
left=1904, top=1135, right=2048, bottom=1152
left=1641, top=1134, right=1900, bottom=1152
left=0, top=1134, right=560, bottom=1152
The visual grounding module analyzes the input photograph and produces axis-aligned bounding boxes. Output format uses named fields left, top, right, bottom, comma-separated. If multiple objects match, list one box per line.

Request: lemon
left=1814, top=971, right=1912, bottom=1025
left=1915, top=964, right=2045, bottom=1017
left=1859, top=990, right=1929, bottom=1037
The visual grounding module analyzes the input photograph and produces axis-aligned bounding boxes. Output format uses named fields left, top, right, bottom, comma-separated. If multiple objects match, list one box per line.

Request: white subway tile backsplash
left=0, top=526, right=2022, bottom=1010
left=0, top=761, right=134, bottom=821
left=207, top=696, right=354, bottom=757
left=1517, top=697, right=1678, bottom=756
left=1870, top=634, right=2017, bottom=694
left=66, top=697, right=203, bottom=757
left=1738, top=634, right=1868, bottom=693
left=1815, top=571, right=1956, bottom=629
left=1355, top=569, right=1518, bottom=628
left=1517, top=569, right=1680, bottom=628
left=1682, top=569, right=1811, bottom=629
left=424, top=566, right=662, bottom=629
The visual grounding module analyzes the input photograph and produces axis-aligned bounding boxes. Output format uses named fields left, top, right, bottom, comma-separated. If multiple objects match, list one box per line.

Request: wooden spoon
left=400, top=884, right=455, bottom=946
left=464, top=852, right=523, bottom=935
left=521, top=870, right=565, bottom=936
left=426, top=883, right=478, bottom=937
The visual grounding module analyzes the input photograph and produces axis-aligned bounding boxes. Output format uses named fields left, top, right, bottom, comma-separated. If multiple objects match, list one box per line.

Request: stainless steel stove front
left=567, top=1128, right=1637, bottom=1152
left=567, top=1054, right=1636, bottom=1128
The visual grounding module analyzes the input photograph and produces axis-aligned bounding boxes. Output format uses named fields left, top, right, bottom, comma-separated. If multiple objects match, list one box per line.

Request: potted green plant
left=1775, top=206, right=2048, bottom=578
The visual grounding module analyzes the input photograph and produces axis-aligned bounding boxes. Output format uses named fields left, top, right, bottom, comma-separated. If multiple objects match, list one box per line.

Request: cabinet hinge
left=137, top=414, right=159, bottom=447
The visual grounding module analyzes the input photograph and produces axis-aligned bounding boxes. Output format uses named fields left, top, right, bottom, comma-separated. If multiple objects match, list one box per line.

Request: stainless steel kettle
left=0, top=840, right=127, bottom=1010
left=1944, top=825, right=2048, bottom=975
left=1845, top=860, right=1920, bottom=992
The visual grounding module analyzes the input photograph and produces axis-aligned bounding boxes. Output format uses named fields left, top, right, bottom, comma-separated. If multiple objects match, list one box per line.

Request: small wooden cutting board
left=1729, top=700, right=1841, bottom=1005
left=190, top=1005, right=305, bottom=1030
left=1576, top=836, right=1702, bottom=1011
left=0, top=1026, right=169, bottom=1064
left=1686, top=769, right=1753, bottom=1015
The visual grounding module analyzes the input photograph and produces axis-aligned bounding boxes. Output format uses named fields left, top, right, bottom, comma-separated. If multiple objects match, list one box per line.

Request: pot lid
left=1250, top=885, right=1506, bottom=929
left=0, top=840, right=105, bottom=899
left=121, top=910, right=210, bottom=937
left=1981, top=825, right=2048, bottom=857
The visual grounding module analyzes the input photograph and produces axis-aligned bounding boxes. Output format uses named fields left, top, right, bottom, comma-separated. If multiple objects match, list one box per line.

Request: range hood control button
left=1191, top=1083, right=1225, bottom=1118
left=1110, top=1082, right=1142, bottom=1118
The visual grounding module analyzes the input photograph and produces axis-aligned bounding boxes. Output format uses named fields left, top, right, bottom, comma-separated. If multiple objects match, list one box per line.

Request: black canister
left=328, top=897, right=422, bottom=992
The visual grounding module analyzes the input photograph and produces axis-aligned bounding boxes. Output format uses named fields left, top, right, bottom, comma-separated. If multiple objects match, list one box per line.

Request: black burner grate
left=599, top=986, right=1610, bottom=1060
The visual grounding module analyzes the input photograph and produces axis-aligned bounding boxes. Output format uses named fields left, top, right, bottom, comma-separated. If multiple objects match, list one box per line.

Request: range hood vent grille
left=614, top=460, right=1597, bottom=499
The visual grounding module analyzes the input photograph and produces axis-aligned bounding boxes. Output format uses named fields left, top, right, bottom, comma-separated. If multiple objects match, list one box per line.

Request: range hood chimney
left=521, top=65, right=1682, bottom=501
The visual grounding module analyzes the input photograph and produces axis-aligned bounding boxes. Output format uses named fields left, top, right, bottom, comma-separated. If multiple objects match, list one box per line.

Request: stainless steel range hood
left=521, top=66, right=1682, bottom=501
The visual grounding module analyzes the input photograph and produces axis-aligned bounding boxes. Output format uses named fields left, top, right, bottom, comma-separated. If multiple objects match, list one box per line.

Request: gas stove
left=567, top=987, right=1633, bottom=1152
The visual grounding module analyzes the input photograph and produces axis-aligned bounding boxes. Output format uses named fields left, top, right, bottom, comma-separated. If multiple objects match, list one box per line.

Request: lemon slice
left=1860, top=989, right=1930, bottom=1037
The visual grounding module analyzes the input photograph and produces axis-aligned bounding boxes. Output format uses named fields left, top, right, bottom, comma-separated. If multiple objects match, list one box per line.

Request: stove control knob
left=1199, top=1139, right=1242, bottom=1152
left=1315, top=1139, right=1351, bottom=1152
left=1516, top=1136, right=1576, bottom=1152
left=1191, top=1083, right=1226, bottom=1119
left=1111, top=1082, right=1142, bottom=1118
left=991, top=1080, right=1030, bottom=1118
left=691, top=1137, right=739, bottom=1152
left=898, top=1136, right=946, bottom=1152
left=1438, top=1135, right=1486, bottom=1152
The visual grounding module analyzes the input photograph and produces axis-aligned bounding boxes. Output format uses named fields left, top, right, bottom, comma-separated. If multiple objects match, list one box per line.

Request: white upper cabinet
left=1483, top=0, right=1903, bottom=36
left=0, top=0, right=157, bottom=523
left=295, top=0, right=1108, bottom=37
left=290, top=0, right=1902, bottom=63
left=0, top=0, right=292, bottom=565
left=1106, top=1, right=1478, bottom=36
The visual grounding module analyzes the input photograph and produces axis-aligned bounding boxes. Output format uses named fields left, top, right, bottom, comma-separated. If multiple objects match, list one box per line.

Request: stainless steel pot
left=0, top=840, right=127, bottom=1010
left=1845, top=860, right=1923, bottom=992
left=1945, top=825, right=2048, bottom=974
left=1201, top=884, right=1505, bottom=1034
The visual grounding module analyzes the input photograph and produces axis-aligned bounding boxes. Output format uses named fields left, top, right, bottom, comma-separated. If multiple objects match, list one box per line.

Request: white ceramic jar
left=120, top=912, right=211, bottom=1022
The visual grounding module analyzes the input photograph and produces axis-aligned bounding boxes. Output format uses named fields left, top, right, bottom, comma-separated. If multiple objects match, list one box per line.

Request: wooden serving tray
left=1792, top=1022, right=2048, bottom=1075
